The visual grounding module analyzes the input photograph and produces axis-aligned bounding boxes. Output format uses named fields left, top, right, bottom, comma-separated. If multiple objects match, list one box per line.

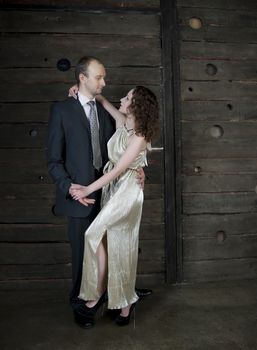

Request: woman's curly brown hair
left=129, top=86, right=159, bottom=143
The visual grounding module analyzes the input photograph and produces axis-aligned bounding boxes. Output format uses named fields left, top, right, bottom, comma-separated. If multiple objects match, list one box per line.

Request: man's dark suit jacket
left=47, top=97, right=114, bottom=218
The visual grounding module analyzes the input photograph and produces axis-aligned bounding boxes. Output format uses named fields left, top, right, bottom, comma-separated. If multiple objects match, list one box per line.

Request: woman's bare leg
left=86, top=234, right=108, bottom=307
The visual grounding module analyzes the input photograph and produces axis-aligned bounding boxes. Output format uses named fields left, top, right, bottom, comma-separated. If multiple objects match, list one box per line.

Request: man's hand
left=136, top=167, right=145, bottom=190
left=78, top=198, right=95, bottom=207
left=68, top=84, right=79, bottom=98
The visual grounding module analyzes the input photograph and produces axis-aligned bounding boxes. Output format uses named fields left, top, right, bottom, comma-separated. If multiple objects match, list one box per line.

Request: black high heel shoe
left=115, top=302, right=136, bottom=327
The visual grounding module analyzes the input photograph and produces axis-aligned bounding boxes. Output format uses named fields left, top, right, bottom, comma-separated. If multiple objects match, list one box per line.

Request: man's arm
left=46, top=103, right=72, bottom=197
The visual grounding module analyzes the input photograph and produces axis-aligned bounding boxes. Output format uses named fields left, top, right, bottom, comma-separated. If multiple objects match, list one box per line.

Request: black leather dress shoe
left=73, top=310, right=94, bottom=329
left=135, top=287, right=153, bottom=298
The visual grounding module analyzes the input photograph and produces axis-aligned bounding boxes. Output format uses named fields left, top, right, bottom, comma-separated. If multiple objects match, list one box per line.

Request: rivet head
left=29, top=129, right=37, bottom=137
left=188, top=17, right=202, bottom=29
left=209, top=125, right=224, bottom=138
left=216, top=230, right=226, bottom=243
left=57, top=58, right=71, bottom=72
left=205, top=63, right=218, bottom=76
left=194, top=166, right=201, bottom=173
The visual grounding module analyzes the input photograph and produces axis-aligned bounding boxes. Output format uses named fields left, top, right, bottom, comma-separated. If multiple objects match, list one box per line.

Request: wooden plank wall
left=177, top=0, right=257, bottom=281
left=0, top=0, right=164, bottom=288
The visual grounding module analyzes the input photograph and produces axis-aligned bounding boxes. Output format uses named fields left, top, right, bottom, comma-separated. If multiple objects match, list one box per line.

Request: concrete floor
left=0, top=279, right=257, bottom=350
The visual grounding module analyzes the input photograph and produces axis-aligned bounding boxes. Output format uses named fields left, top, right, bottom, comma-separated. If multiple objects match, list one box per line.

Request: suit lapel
left=72, top=98, right=90, bottom=132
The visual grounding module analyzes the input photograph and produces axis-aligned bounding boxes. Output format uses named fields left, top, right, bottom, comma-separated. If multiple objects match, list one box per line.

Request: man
left=47, top=56, right=151, bottom=329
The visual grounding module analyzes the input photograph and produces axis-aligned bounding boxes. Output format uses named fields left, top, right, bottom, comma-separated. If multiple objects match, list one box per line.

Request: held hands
left=69, top=184, right=95, bottom=206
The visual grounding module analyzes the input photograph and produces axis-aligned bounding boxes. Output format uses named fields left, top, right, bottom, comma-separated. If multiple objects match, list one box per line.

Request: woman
left=70, top=86, right=159, bottom=326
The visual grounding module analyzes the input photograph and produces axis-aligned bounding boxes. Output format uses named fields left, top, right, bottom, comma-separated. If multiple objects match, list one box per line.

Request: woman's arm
left=71, top=134, right=146, bottom=200
left=96, top=94, right=125, bottom=128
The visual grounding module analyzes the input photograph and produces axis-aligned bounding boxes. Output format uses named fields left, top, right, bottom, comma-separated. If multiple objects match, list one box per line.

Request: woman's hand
left=70, top=184, right=90, bottom=201
left=95, top=94, right=105, bottom=104
left=136, top=167, right=145, bottom=190
left=68, top=84, right=79, bottom=98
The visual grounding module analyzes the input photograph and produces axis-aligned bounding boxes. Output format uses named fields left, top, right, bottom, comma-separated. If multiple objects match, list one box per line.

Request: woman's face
left=119, top=89, right=134, bottom=115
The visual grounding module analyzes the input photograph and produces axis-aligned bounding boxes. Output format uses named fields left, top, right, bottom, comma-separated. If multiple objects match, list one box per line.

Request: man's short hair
left=75, top=56, right=103, bottom=84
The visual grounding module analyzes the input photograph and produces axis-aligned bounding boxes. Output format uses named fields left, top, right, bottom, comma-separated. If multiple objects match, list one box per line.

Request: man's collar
left=78, top=91, right=96, bottom=106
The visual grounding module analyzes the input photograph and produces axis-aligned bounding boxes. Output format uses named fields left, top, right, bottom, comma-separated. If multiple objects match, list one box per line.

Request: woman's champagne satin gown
left=79, top=125, right=147, bottom=309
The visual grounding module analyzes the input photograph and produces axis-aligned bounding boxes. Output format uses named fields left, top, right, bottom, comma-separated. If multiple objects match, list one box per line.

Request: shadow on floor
left=0, top=279, right=257, bottom=350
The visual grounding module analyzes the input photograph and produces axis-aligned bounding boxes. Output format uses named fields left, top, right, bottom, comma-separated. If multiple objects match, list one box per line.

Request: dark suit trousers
left=68, top=216, right=91, bottom=306
left=67, top=177, right=102, bottom=308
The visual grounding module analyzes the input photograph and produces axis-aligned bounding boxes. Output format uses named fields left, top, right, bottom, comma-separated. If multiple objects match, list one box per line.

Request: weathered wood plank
left=0, top=11, right=160, bottom=35
left=0, top=67, right=161, bottom=86
left=182, top=121, right=257, bottom=158
left=183, top=213, right=257, bottom=238
left=181, top=59, right=257, bottom=81
left=0, top=198, right=164, bottom=223
left=0, top=239, right=164, bottom=264
left=0, top=34, right=160, bottom=68
left=0, top=273, right=165, bottom=295
left=0, top=102, right=51, bottom=123
left=0, top=123, right=162, bottom=148
left=182, top=121, right=257, bottom=142
left=181, top=41, right=257, bottom=61
left=177, top=0, right=257, bottom=11
left=183, top=257, right=257, bottom=282
left=0, top=183, right=163, bottom=201
left=179, top=7, right=257, bottom=28
left=181, top=81, right=257, bottom=101
left=0, top=222, right=165, bottom=242
left=180, top=25, right=257, bottom=44
left=0, top=149, right=162, bottom=183
left=183, top=142, right=257, bottom=159
left=0, top=0, right=160, bottom=10
left=0, top=266, right=164, bottom=287
left=0, top=149, right=51, bottom=183
left=0, top=264, right=71, bottom=280
left=183, top=192, right=257, bottom=214
left=183, top=158, right=257, bottom=174
left=181, top=101, right=257, bottom=122
left=0, top=124, right=47, bottom=148
left=184, top=234, right=257, bottom=261
left=183, top=174, right=257, bottom=193
left=0, top=82, right=160, bottom=103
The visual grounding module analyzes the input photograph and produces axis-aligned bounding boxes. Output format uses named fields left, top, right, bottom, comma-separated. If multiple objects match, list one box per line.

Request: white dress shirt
left=77, top=91, right=99, bottom=127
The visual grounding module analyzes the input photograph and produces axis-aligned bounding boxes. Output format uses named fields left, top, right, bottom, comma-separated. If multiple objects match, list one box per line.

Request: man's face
left=80, top=61, right=106, bottom=98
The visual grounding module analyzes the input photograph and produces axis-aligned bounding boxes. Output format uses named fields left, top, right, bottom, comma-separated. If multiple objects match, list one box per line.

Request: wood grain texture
left=177, top=0, right=257, bottom=283
left=183, top=192, right=257, bottom=214
left=181, top=100, right=257, bottom=122
left=177, top=0, right=257, bottom=11
left=183, top=158, right=257, bottom=175
left=181, top=41, right=257, bottom=61
left=183, top=174, right=257, bottom=193
left=184, top=234, right=257, bottom=261
left=183, top=213, right=257, bottom=238
left=183, top=257, right=257, bottom=282
left=0, top=11, right=160, bottom=35
left=0, top=0, right=160, bottom=10
left=0, top=6, right=164, bottom=285
left=0, top=34, right=160, bottom=68
left=181, top=59, right=257, bottom=81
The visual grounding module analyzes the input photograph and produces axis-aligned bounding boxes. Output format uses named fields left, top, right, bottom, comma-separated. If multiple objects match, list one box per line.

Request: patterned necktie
left=87, top=101, right=102, bottom=170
